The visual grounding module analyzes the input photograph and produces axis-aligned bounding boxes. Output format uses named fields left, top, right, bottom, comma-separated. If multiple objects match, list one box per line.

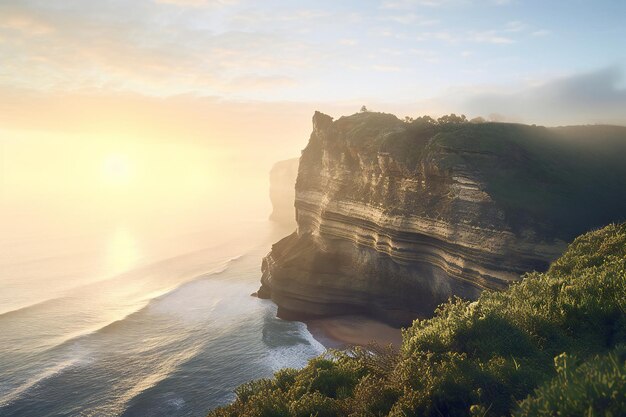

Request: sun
left=102, top=153, right=133, bottom=186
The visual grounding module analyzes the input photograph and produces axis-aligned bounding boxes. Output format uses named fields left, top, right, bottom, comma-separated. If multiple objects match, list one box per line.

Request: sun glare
left=102, top=154, right=133, bottom=186
left=106, top=226, right=139, bottom=276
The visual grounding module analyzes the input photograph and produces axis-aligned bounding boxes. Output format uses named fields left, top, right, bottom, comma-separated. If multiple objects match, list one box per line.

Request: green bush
left=513, top=347, right=626, bottom=417
left=288, top=392, right=341, bottom=417
left=288, top=356, right=365, bottom=400
left=209, top=223, right=626, bottom=417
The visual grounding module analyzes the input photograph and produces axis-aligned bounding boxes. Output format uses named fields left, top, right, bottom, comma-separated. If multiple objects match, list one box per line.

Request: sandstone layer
left=258, top=111, right=626, bottom=326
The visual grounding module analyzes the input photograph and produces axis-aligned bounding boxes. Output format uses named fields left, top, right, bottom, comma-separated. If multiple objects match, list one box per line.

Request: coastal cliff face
left=258, top=111, right=626, bottom=326
left=269, top=158, right=299, bottom=226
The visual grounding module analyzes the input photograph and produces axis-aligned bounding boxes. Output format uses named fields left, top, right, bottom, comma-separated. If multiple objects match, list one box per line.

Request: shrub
left=288, top=392, right=341, bottom=417
left=513, top=347, right=626, bottom=417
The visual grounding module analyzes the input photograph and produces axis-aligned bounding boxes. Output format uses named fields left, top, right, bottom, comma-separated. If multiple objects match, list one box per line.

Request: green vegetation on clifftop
left=209, top=223, right=626, bottom=417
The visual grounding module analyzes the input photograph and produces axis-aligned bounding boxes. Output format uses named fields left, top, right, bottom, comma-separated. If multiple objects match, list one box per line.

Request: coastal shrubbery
left=514, top=349, right=626, bottom=417
left=209, top=223, right=626, bottom=417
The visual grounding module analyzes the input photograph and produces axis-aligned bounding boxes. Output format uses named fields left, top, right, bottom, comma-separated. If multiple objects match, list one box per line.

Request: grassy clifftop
left=209, top=222, right=626, bottom=416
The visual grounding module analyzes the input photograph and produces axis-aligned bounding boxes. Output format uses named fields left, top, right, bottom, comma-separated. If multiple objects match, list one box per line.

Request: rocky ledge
left=258, top=111, right=626, bottom=326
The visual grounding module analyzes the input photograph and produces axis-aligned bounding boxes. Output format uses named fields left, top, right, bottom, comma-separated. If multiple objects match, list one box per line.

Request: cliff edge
left=258, top=111, right=626, bottom=326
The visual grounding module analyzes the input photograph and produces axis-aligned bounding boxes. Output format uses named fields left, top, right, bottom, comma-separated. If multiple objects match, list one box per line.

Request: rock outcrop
left=269, top=158, right=299, bottom=226
left=258, top=111, right=626, bottom=326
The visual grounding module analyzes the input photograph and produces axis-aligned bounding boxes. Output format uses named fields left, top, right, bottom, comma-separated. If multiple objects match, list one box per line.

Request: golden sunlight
left=105, top=227, right=139, bottom=276
left=101, top=153, right=133, bottom=187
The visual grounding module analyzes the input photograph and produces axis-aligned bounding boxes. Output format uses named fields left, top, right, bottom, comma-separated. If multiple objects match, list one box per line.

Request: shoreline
left=305, top=315, right=403, bottom=349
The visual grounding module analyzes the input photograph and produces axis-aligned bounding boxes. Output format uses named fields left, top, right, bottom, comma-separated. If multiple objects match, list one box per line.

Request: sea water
left=0, top=219, right=324, bottom=416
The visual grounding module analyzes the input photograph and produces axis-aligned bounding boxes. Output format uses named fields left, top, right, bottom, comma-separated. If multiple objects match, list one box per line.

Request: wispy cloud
left=415, top=30, right=455, bottom=42
left=504, top=20, right=526, bottom=32
left=380, top=0, right=515, bottom=8
left=380, top=0, right=444, bottom=8
left=0, top=1, right=323, bottom=97
left=225, top=75, right=297, bottom=91
left=468, top=30, right=515, bottom=44
left=0, top=0, right=622, bottom=106
left=154, top=0, right=238, bottom=7
left=339, top=38, right=358, bottom=46
left=379, top=13, right=439, bottom=25
left=531, top=29, right=551, bottom=37
left=372, top=64, right=404, bottom=72
left=414, top=27, right=516, bottom=44
left=230, top=9, right=330, bottom=25
left=0, top=12, right=54, bottom=35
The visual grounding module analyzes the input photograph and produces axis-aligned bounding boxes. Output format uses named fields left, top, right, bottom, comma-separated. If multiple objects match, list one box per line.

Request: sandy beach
left=306, top=315, right=403, bottom=349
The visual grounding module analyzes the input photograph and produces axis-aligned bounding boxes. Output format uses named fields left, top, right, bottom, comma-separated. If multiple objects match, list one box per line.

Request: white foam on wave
left=0, top=251, right=249, bottom=411
left=148, top=276, right=253, bottom=324
left=0, top=338, right=99, bottom=409
left=0, top=358, right=80, bottom=408
left=167, top=396, right=186, bottom=409
left=91, top=342, right=205, bottom=417
left=43, top=253, right=247, bottom=352
left=267, top=321, right=326, bottom=371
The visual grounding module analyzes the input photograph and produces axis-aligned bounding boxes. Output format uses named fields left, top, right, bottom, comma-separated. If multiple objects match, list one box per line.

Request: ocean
left=0, top=218, right=324, bottom=416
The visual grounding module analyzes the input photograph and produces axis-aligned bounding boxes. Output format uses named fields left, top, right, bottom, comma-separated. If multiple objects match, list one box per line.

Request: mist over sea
left=0, top=216, right=323, bottom=416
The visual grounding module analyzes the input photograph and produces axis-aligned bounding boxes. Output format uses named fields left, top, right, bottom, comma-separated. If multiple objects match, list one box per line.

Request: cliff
left=213, top=223, right=626, bottom=417
left=258, top=111, right=626, bottom=326
left=268, top=158, right=299, bottom=226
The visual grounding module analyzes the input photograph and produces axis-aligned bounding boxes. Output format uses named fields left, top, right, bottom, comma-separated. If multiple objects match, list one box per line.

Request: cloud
left=504, top=21, right=525, bottom=32
left=415, top=30, right=455, bottom=42
left=339, top=38, right=358, bottom=46
left=372, top=64, right=404, bottom=72
left=380, top=0, right=514, bottom=8
left=0, top=0, right=621, bottom=111
left=380, top=0, right=460, bottom=8
left=462, top=67, right=626, bottom=125
left=0, top=12, right=54, bottom=35
left=0, top=1, right=323, bottom=98
left=468, top=30, right=515, bottom=44
left=380, top=13, right=440, bottom=25
left=230, top=9, right=329, bottom=25
left=414, top=28, right=515, bottom=44
left=225, top=75, right=296, bottom=91
left=531, top=29, right=551, bottom=37
left=153, top=0, right=237, bottom=7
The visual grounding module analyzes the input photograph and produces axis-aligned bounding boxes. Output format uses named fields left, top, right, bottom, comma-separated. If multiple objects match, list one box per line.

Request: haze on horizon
left=1, top=0, right=626, bottom=235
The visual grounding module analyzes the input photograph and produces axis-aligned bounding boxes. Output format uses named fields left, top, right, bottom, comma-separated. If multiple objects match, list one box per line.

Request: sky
left=1, top=0, right=625, bottom=112
left=1, top=0, right=626, bottom=236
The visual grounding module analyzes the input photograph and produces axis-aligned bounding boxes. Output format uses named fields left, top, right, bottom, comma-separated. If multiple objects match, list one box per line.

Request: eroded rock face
left=269, top=158, right=299, bottom=226
left=258, top=111, right=626, bottom=326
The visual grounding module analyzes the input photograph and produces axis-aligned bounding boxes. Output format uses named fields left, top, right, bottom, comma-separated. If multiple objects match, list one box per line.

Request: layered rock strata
left=258, top=111, right=626, bottom=326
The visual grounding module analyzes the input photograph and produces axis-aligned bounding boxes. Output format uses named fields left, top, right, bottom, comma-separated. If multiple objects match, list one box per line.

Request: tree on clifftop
left=437, top=113, right=468, bottom=124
